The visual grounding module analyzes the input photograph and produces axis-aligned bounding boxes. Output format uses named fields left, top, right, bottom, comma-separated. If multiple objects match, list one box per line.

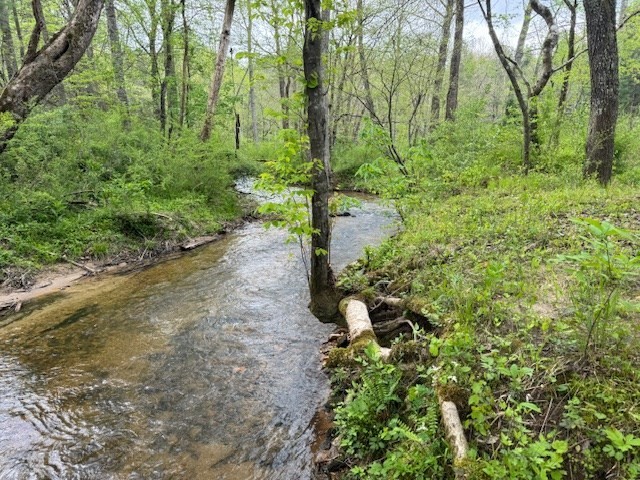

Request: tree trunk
left=357, top=0, right=376, bottom=121
left=235, top=112, right=240, bottom=149
left=515, top=2, right=532, bottom=66
left=445, top=0, right=464, bottom=121
left=105, top=0, right=130, bottom=111
left=0, top=0, right=18, bottom=79
left=271, top=4, right=289, bottom=131
left=304, top=0, right=339, bottom=321
left=160, top=0, right=178, bottom=138
left=200, top=0, right=235, bottom=141
left=504, top=2, right=531, bottom=115
left=147, top=0, right=161, bottom=122
left=528, top=0, right=559, bottom=147
left=179, top=0, right=189, bottom=127
left=550, top=0, right=577, bottom=147
left=11, top=0, right=24, bottom=60
left=583, top=0, right=618, bottom=185
left=558, top=0, right=577, bottom=112
left=430, top=0, right=454, bottom=126
left=480, top=0, right=531, bottom=171
left=0, top=0, right=105, bottom=153
left=247, top=0, right=258, bottom=142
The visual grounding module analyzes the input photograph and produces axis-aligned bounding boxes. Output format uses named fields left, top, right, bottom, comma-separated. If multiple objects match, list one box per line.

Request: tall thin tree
left=0, top=0, right=18, bottom=79
left=304, top=0, right=339, bottom=320
left=200, top=0, right=236, bottom=141
left=179, top=0, right=190, bottom=127
left=430, top=0, right=454, bottom=126
left=247, top=0, right=258, bottom=142
left=445, top=0, right=464, bottom=121
left=160, top=0, right=179, bottom=137
left=105, top=0, right=130, bottom=111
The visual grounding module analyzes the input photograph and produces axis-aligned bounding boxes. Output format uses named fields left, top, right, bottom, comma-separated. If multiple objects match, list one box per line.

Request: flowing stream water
left=0, top=194, right=395, bottom=480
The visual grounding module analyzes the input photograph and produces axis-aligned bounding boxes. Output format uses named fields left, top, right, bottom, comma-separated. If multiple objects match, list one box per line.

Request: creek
left=0, top=193, right=394, bottom=480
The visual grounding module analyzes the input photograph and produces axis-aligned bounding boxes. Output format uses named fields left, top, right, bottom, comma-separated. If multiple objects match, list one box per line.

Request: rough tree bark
left=304, top=0, right=340, bottom=321
left=429, top=0, right=454, bottom=126
left=0, top=0, right=105, bottom=153
left=445, top=0, right=464, bottom=121
left=105, top=0, right=130, bottom=109
left=0, top=0, right=18, bottom=79
left=200, top=0, right=236, bottom=141
left=583, top=0, right=619, bottom=185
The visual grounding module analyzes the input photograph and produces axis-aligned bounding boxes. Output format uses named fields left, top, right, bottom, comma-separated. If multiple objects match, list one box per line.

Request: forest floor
left=318, top=173, right=640, bottom=479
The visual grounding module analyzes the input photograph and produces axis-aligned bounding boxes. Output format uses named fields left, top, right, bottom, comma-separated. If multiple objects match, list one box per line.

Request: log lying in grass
left=338, top=297, right=391, bottom=359
left=338, top=296, right=469, bottom=477
left=439, top=398, right=469, bottom=478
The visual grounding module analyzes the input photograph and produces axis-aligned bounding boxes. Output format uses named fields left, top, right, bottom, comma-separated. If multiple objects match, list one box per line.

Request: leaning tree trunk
left=0, top=0, right=18, bottom=79
left=583, top=0, right=618, bottom=185
left=0, top=0, right=105, bottom=153
left=304, top=0, right=339, bottom=321
left=430, top=0, right=453, bottom=127
left=445, top=0, right=464, bottom=121
left=200, top=0, right=236, bottom=141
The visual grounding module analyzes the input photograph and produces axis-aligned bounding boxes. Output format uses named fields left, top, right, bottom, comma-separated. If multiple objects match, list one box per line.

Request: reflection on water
left=0, top=198, right=395, bottom=480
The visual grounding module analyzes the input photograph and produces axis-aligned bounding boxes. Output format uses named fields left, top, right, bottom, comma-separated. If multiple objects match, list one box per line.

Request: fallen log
left=61, top=256, right=97, bottom=275
left=338, top=296, right=469, bottom=477
left=180, top=235, right=218, bottom=251
left=338, top=297, right=390, bottom=359
left=439, top=398, right=469, bottom=478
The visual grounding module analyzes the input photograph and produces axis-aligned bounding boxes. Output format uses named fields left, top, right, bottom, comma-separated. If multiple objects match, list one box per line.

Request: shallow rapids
left=0, top=197, right=394, bottom=480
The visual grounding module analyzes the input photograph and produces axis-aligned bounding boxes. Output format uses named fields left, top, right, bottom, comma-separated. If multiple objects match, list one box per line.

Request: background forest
left=2, top=0, right=640, bottom=478
left=0, top=0, right=638, bottom=279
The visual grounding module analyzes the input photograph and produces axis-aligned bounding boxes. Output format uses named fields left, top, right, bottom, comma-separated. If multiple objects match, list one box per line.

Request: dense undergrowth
left=328, top=109, right=640, bottom=479
left=0, top=108, right=265, bottom=288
